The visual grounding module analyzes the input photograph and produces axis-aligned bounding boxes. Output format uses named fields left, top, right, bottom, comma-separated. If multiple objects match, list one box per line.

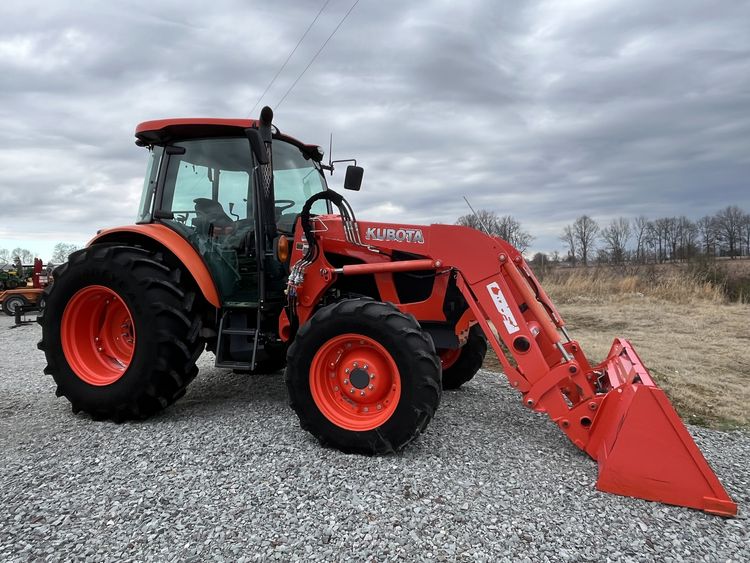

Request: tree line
left=456, top=204, right=750, bottom=266
left=0, top=243, right=79, bottom=266
left=558, top=205, right=750, bottom=266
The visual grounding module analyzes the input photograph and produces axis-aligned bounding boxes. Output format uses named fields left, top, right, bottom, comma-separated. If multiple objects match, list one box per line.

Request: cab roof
left=134, top=118, right=323, bottom=161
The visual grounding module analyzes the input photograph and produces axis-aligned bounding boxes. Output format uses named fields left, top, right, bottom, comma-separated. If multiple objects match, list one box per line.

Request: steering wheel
left=275, top=200, right=296, bottom=212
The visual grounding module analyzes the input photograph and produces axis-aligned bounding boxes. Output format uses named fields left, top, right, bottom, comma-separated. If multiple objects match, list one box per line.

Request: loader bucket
left=585, top=339, right=737, bottom=517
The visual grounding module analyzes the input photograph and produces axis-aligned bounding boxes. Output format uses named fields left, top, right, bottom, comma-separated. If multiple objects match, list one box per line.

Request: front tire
left=286, top=299, right=442, bottom=455
left=438, top=325, right=487, bottom=390
left=38, top=244, right=205, bottom=421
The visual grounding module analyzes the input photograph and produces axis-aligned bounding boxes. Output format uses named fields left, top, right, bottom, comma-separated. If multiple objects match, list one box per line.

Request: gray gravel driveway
left=1, top=315, right=748, bottom=561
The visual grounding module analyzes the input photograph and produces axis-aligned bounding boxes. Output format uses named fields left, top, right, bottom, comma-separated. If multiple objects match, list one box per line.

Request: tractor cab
left=133, top=115, right=333, bottom=369
left=136, top=118, right=329, bottom=302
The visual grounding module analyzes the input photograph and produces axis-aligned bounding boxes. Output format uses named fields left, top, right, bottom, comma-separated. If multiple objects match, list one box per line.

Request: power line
left=249, top=0, right=332, bottom=116
left=276, top=0, right=361, bottom=109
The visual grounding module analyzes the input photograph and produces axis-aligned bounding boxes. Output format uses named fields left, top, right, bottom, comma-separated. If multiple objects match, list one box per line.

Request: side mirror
left=245, top=128, right=269, bottom=165
left=344, top=165, right=364, bottom=191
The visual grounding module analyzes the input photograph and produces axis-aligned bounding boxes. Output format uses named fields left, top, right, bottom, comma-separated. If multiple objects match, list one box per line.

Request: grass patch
left=480, top=264, right=750, bottom=429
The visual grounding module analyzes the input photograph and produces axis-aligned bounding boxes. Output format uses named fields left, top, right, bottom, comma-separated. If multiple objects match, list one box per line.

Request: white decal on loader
left=364, top=227, right=425, bottom=244
left=486, top=282, right=520, bottom=334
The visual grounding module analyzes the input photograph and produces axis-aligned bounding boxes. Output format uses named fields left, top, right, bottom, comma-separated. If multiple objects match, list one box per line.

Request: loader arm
left=285, top=217, right=737, bottom=516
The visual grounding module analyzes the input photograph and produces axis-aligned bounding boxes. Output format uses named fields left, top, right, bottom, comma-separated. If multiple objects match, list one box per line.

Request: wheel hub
left=349, top=367, right=370, bottom=389
left=309, top=334, right=401, bottom=431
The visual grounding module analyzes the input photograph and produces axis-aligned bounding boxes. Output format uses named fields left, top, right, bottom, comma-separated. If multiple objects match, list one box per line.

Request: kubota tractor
left=39, top=108, right=737, bottom=516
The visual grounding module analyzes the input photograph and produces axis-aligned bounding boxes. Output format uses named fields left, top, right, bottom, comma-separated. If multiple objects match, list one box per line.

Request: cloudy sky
left=1, top=0, right=748, bottom=261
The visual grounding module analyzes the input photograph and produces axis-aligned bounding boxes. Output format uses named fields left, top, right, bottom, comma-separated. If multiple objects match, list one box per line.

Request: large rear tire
left=38, top=244, right=205, bottom=421
left=438, top=325, right=487, bottom=390
left=286, top=299, right=442, bottom=455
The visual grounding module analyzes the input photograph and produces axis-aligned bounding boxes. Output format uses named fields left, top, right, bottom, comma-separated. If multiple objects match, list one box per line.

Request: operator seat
left=192, top=198, right=234, bottom=233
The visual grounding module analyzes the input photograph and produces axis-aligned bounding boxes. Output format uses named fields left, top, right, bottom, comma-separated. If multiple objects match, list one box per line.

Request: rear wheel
left=286, top=299, right=441, bottom=454
left=2, top=295, right=28, bottom=316
left=38, top=244, right=205, bottom=421
left=439, top=325, right=487, bottom=390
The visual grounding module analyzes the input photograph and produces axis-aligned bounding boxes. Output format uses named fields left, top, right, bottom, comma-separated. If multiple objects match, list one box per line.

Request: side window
left=171, top=162, right=212, bottom=211
left=136, top=146, right=164, bottom=223
left=218, top=171, right=250, bottom=220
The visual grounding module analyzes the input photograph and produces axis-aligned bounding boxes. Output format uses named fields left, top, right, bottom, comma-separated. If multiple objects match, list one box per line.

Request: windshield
left=154, top=137, right=328, bottom=230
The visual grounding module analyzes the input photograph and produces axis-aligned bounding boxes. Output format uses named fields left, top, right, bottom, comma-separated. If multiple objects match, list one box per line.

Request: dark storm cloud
left=1, top=0, right=748, bottom=257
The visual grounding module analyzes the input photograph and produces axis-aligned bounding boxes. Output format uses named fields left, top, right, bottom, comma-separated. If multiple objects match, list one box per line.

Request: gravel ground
left=1, top=314, right=748, bottom=562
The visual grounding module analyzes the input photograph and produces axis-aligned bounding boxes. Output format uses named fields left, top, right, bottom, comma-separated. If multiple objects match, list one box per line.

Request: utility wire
left=276, top=0, right=361, bottom=109
left=249, top=0, right=332, bottom=116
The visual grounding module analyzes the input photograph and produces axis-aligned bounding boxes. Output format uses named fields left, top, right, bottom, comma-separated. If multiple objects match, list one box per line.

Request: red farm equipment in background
left=37, top=107, right=737, bottom=516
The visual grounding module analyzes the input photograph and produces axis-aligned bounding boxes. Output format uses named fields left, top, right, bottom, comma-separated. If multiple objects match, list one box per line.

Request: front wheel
left=285, top=299, right=441, bottom=455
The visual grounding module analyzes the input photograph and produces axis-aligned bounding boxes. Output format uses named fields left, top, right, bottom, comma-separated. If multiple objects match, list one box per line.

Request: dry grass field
left=483, top=262, right=750, bottom=429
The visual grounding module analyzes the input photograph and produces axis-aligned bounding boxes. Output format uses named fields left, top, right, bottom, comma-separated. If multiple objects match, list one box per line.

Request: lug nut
left=377, top=404, right=382, bottom=410
left=345, top=368, right=350, bottom=374
left=363, top=364, right=368, bottom=370
left=344, top=379, right=349, bottom=385
left=360, top=391, right=365, bottom=397
left=350, top=388, right=355, bottom=394
left=368, top=384, right=374, bottom=390
left=369, top=374, right=375, bottom=380
left=353, top=362, right=358, bottom=368
left=333, top=386, right=339, bottom=392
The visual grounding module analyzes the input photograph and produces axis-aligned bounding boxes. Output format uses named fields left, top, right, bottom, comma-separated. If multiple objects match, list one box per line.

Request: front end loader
left=38, top=107, right=737, bottom=516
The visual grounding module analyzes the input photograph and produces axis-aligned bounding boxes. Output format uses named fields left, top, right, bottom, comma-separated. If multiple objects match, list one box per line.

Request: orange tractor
left=39, top=108, right=737, bottom=516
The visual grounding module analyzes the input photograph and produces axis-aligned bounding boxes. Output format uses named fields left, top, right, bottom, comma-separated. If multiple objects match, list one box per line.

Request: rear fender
left=88, top=224, right=221, bottom=308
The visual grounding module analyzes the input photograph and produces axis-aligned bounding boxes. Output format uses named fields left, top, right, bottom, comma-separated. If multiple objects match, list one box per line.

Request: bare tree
left=675, top=216, right=697, bottom=260
left=632, top=216, right=649, bottom=263
left=572, top=215, right=599, bottom=266
left=456, top=209, right=499, bottom=235
left=696, top=215, right=718, bottom=257
left=650, top=217, right=672, bottom=262
left=11, top=247, right=35, bottom=265
left=560, top=225, right=577, bottom=266
left=51, top=243, right=80, bottom=264
left=496, top=215, right=534, bottom=253
left=457, top=210, right=533, bottom=252
left=715, top=205, right=744, bottom=258
left=600, top=217, right=631, bottom=264
left=0, top=248, right=9, bottom=263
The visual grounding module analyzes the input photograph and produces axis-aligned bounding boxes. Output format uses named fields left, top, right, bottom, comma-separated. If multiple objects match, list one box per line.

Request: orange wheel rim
left=310, top=334, right=401, bottom=431
left=61, top=285, right=135, bottom=386
left=439, top=348, right=461, bottom=370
